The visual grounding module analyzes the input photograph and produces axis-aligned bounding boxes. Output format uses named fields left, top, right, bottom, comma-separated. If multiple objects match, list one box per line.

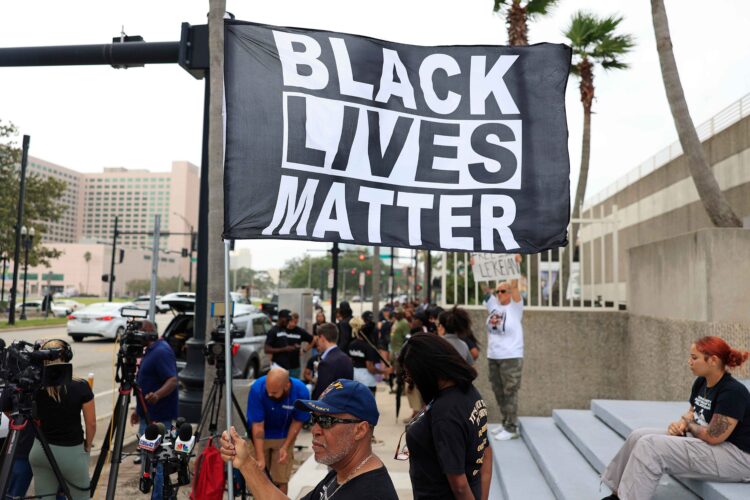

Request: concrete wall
left=468, top=307, right=749, bottom=419
left=628, top=228, right=750, bottom=323
left=467, top=308, right=628, bottom=419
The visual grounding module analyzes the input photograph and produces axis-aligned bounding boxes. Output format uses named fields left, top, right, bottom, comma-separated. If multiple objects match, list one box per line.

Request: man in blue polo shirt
left=130, top=319, right=178, bottom=500
left=247, top=367, right=310, bottom=494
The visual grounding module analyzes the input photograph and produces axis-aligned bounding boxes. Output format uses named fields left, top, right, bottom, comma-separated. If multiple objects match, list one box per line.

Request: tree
left=651, top=0, right=741, bottom=227
left=492, top=0, right=559, bottom=46
left=566, top=11, right=633, bottom=243
left=83, top=251, right=92, bottom=294
left=0, top=120, right=66, bottom=268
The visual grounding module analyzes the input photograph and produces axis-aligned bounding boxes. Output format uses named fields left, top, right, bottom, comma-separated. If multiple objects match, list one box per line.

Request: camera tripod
left=197, top=343, right=250, bottom=440
left=90, top=344, right=151, bottom=500
left=0, top=390, right=75, bottom=499
left=197, top=343, right=251, bottom=499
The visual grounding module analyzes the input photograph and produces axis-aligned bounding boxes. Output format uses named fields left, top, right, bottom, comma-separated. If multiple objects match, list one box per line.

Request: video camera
left=119, top=307, right=158, bottom=356
left=138, top=417, right=197, bottom=498
left=204, top=320, right=243, bottom=366
left=0, top=339, right=72, bottom=391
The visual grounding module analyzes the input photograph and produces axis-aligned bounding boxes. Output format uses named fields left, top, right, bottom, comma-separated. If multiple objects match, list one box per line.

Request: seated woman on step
left=601, top=336, right=750, bottom=500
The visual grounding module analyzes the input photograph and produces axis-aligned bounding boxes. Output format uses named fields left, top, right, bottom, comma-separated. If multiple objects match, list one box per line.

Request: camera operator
left=29, top=339, right=96, bottom=500
left=130, top=319, right=178, bottom=500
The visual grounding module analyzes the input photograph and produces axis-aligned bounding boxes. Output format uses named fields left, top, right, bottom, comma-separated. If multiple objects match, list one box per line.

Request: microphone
left=174, top=423, right=195, bottom=456
left=138, top=423, right=164, bottom=453
left=175, top=422, right=196, bottom=485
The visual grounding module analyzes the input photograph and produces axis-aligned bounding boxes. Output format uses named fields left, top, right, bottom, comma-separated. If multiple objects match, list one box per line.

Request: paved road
left=0, top=312, right=175, bottom=426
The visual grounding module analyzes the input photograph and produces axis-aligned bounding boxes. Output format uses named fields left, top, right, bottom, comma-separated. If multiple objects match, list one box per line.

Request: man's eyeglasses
left=497, top=289, right=510, bottom=294
left=310, top=413, right=362, bottom=430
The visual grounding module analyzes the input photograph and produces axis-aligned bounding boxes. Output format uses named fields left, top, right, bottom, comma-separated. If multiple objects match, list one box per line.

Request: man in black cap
left=265, top=309, right=302, bottom=374
left=220, top=379, right=398, bottom=500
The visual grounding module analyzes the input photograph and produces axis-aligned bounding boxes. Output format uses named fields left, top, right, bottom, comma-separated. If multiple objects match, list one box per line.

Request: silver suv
left=160, top=292, right=272, bottom=379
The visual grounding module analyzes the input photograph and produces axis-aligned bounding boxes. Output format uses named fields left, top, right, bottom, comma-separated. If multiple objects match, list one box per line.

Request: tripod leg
left=91, top=390, right=125, bottom=496
left=32, top=423, right=73, bottom=500
left=232, top=391, right=251, bottom=437
left=197, top=381, right=218, bottom=439
left=0, top=426, right=23, bottom=498
left=105, top=389, right=132, bottom=500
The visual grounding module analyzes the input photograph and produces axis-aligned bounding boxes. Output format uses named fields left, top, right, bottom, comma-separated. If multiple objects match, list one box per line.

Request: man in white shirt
left=484, top=260, right=524, bottom=441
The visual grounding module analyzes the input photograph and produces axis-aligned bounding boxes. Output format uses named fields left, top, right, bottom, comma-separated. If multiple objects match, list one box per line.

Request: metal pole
left=9, top=135, right=30, bottom=325
left=330, top=242, right=339, bottom=321
left=426, top=251, right=432, bottom=304
left=148, top=215, right=161, bottom=323
left=188, top=227, right=194, bottom=292
left=178, top=77, right=209, bottom=423
left=223, top=239, right=234, bottom=500
left=1, top=255, right=6, bottom=304
left=307, top=255, right=312, bottom=289
left=108, top=216, right=118, bottom=301
left=20, top=234, right=29, bottom=320
left=413, top=250, right=418, bottom=301
left=389, top=247, right=394, bottom=305
left=441, top=252, right=447, bottom=307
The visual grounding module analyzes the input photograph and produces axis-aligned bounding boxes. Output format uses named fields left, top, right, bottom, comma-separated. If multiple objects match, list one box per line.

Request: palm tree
left=565, top=12, right=634, bottom=242
left=562, top=12, right=633, bottom=301
left=492, top=0, right=559, bottom=46
left=651, top=0, right=741, bottom=227
left=83, top=251, right=91, bottom=295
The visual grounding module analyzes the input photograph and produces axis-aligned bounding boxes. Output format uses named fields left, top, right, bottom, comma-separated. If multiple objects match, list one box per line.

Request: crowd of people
left=1, top=275, right=748, bottom=500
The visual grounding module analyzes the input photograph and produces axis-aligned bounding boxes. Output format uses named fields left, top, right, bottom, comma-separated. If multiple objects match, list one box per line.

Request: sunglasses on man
left=310, top=413, right=363, bottom=430
left=497, top=289, right=510, bottom=294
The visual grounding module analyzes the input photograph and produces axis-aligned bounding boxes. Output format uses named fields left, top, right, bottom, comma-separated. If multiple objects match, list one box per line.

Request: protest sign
left=471, top=253, right=521, bottom=281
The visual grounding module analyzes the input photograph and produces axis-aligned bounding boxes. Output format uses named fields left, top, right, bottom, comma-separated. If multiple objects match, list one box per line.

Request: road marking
left=95, top=388, right=116, bottom=398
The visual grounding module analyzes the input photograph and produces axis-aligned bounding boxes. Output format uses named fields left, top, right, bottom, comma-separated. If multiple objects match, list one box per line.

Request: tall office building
left=12, top=157, right=199, bottom=296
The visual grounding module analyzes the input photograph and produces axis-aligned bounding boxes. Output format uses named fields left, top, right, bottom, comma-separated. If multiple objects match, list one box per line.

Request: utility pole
left=329, top=242, right=340, bottom=320
left=148, top=215, right=161, bottom=322
left=108, top=216, right=119, bottom=301
left=9, top=135, right=30, bottom=325
left=389, top=247, right=395, bottom=305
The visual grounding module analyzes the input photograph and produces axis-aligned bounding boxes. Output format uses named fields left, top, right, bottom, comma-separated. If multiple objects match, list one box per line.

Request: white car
left=51, top=299, right=84, bottom=317
left=133, top=295, right=170, bottom=313
left=66, top=302, right=137, bottom=342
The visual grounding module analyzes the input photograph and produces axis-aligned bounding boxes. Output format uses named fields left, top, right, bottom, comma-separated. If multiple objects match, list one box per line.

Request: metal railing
left=584, top=92, right=750, bottom=210
left=440, top=207, right=621, bottom=310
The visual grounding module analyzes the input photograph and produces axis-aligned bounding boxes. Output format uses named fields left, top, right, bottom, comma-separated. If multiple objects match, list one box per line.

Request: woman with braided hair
left=601, top=336, right=750, bottom=500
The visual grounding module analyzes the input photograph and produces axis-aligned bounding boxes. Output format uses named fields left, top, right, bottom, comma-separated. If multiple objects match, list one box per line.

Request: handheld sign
left=471, top=253, right=521, bottom=282
left=223, top=21, right=571, bottom=253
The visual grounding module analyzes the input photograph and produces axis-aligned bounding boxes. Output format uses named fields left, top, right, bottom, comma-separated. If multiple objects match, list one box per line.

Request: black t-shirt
left=347, top=339, right=379, bottom=369
left=690, top=373, right=750, bottom=453
left=301, top=466, right=398, bottom=500
left=406, top=385, right=488, bottom=499
left=265, top=325, right=312, bottom=370
left=36, top=379, right=94, bottom=446
left=378, top=321, right=392, bottom=350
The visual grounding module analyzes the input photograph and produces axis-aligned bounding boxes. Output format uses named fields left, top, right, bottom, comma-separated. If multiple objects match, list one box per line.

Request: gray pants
left=602, top=427, right=750, bottom=500
left=488, top=358, right=523, bottom=433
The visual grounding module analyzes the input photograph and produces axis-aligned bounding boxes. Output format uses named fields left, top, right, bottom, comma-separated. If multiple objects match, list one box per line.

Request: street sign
left=327, top=269, right=334, bottom=289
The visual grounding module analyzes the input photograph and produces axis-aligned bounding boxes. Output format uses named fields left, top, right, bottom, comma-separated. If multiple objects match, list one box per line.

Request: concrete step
left=489, top=424, right=554, bottom=500
left=592, top=400, right=750, bottom=500
left=553, top=409, right=698, bottom=500
left=520, top=416, right=612, bottom=500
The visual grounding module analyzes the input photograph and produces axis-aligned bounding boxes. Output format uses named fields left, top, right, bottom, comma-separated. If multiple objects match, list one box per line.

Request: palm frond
left=493, top=0, right=510, bottom=13
left=526, top=0, right=559, bottom=17
left=564, top=10, right=634, bottom=71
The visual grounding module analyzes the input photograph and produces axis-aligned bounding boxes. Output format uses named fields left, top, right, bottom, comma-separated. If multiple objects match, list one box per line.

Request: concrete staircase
left=491, top=397, right=750, bottom=500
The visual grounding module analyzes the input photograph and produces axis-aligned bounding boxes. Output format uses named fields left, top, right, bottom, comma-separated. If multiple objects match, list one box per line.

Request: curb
left=0, top=322, right=67, bottom=333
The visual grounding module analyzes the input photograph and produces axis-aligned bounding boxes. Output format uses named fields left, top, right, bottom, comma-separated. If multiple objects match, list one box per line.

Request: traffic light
left=181, top=248, right=189, bottom=258
left=366, top=269, right=372, bottom=276
left=351, top=268, right=356, bottom=275
left=118, top=249, right=125, bottom=264
left=358, top=254, right=365, bottom=261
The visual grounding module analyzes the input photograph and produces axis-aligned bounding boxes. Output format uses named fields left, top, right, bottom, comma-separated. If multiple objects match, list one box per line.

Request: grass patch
left=0, top=317, right=68, bottom=329
left=68, top=297, right=131, bottom=305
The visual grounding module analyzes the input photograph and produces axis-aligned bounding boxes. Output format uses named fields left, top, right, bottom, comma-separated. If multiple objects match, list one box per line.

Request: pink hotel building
left=6, top=157, right=199, bottom=298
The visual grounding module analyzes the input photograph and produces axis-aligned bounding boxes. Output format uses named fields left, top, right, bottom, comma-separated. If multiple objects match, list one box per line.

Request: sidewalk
left=289, top=381, right=414, bottom=499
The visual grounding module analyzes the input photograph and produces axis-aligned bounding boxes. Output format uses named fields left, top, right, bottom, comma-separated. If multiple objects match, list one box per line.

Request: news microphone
left=138, top=423, right=164, bottom=453
left=174, top=423, right=196, bottom=456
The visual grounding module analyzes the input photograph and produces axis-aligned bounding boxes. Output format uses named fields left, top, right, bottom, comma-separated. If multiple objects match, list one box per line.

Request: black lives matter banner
left=223, top=21, right=572, bottom=253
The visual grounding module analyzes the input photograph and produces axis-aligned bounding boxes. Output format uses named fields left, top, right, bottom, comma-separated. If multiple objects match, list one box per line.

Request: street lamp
left=173, top=212, right=194, bottom=292
left=19, top=226, right=34, bottom=320
left=0, top=252, right=8, bottom=305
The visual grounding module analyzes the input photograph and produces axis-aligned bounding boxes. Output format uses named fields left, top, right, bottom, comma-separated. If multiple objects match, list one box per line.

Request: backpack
left=190, top=438, right=226, bottom=500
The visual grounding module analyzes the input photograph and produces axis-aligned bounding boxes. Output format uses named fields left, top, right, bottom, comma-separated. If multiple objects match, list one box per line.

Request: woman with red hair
left=601, top=336, right=750, bottom=500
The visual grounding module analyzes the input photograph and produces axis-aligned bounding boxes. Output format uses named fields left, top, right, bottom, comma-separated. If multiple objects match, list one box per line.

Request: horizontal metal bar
left=0, top=41, right=179, bottom=67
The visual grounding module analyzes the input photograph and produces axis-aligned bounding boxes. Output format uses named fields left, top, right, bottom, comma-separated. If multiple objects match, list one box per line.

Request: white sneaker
left=491, top=425, right=505, bottom=436
left=493, top=429, right=519, bottom=441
